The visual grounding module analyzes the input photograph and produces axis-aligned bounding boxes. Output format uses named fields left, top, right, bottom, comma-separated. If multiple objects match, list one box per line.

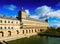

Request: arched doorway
left=29, top=30, right=31, bottom=33
left=22, top=30, right=24, bottom=34
left=16, top=30, right=19, bottom=34
left=8, top=31, right=11, bottom=36
left=0, top=31, right=4, bottom=37
left=40, top=29, right=44, bottom=32
left=26, top=30, right=28, bottom=34
left=32, top=30, right=33, bottom=33
left=35, top=29, right=37, bottom=32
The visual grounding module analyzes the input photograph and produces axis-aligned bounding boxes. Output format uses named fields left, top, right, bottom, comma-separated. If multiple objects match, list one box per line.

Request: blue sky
left=0, top=0, right=60, bottom=27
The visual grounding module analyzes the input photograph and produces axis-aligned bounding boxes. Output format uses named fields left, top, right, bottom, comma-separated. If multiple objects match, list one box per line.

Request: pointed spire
left=21, top=7, right=24, bottom=11
left=22, top=7, right=23, bottom=10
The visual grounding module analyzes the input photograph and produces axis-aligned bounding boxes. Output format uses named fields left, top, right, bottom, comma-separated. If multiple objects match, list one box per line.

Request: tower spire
left=21, top=7, right=24, bottom=11
left=22, top=7, right=23, bottom=10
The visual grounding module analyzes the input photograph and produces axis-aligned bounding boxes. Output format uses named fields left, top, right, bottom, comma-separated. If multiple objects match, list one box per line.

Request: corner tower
left=17, top=8, right=27, bottom=28
left=18, top=8, right=27, bottom=20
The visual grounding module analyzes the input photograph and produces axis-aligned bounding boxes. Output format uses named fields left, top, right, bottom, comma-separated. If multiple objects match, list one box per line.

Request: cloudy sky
left=0, top=0, right=60, bottom=27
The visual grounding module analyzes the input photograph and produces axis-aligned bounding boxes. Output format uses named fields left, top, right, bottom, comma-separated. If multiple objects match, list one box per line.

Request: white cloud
left=8, top=5, right=17, bottom=11
left=47, top=10, right=60, bottom=18
left=30, top=5, right=53, bottom=19
left=54, top=23, right=60, bottom=27
left=25, top=10, right=30, bottom=15
left=24, top=10, right=39, bottom=19
left=28, top=5, right=60, bottom=27
left=30, top=15, right=39, bottom=19
left=35, top=5, right=53, bottom=17
left=25, top=5, right=60, bottom=22
left=33, top=5, right=60, bottom=19
left=50, top=19, right=60, bottom=27
left=3, top=4, right=17, bottom=11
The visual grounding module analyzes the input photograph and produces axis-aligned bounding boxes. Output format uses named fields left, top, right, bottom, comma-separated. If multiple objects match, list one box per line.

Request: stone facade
left=0, top=10, right=48, bottom=41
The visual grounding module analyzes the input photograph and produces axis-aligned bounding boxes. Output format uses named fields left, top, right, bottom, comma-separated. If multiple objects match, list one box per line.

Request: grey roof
left=0, top=14, right=47, bottom=23
left=0, top=14, right=18, bottom=20
left=26, top=17, right=46, bottom=22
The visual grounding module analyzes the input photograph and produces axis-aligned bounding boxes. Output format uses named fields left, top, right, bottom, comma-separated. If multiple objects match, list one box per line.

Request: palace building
left=0, top=9, right=48, bottom=41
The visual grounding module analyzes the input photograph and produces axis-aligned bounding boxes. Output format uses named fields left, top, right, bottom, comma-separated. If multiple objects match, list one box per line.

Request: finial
left=22, top=7, right=23, bottom=10
left=21, top=7, right=24, bottom=11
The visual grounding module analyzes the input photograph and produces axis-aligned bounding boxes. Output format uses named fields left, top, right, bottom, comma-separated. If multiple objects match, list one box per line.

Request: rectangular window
left=8, top=27, right=10, bottom=29
left=11, top=21, right=13, bottom=23
left=0, top=20, right=2, bottom=23
left=16, top=22, right=18, bottom=24
left=8, top=21, right=10, bottom=23
left=32, top=30, right=33, bottom=33
left=11, top=27, right=13, bottom=29
left=23, top=30, right=24, bottom=34
left=5, top=20, right=6, bottom=23
left=0, top=27, right=2, bottom=29
left=5, top=27, right=6, bottom=29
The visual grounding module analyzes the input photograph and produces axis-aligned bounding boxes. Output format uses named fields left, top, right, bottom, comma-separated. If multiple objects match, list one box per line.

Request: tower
left=17, top=7, right=27, bottom=28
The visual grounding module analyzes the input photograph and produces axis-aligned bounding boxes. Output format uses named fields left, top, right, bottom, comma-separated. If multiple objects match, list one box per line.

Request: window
left=35, top=29, right=36, bottom=32
left=11, top=21, right=13, bottom=23
left=4, top=20, right=6, bottom=23
left=8, top=27, right=10, bottom=29
left=11, top=27, right=13, bottom=29
left=8, top=21, right=10, bottom=23
left=0, top=27, right=2, bottom=29
left=29, top=30, right=31, bottom=33
left=16, top=22, right=18, bottom=24
left=16, top=30, right=19, bottom=34
left=8, top=31, right=11, bottom=36
left=0, top=31, right=4, bottom=37
left=0, top=20, right=2, bottom=23
left=5, top=27, right=6, bottom=29
left=26, top=30, right=28, bottom=33
left=22, top=30, right=24, bottom=34
left=32, top=30, right=33, bottom=33
left=40, top=29, right=44, bottom=32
